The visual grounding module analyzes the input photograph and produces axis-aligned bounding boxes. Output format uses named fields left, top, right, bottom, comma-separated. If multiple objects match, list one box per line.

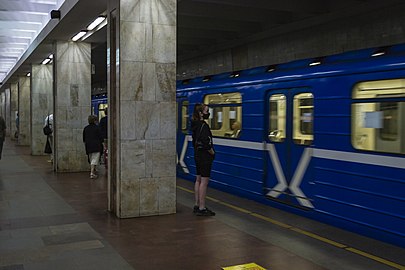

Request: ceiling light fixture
left=42, top=58, right=51, bottom=65
left=87, top=16, right=106, bottom=31
left=371, top=49, right=386, bottom=57
left=71, top=31, right=87, bottom=42
left=82, top=17, right=107, bottom=41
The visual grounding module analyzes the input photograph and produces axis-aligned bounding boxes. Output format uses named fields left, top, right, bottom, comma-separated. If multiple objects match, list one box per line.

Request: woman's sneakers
left=193, top=205, right=216, bottom=216
left=196, top=207, right=215, bottom=216
left=90, top=173, right=98, bottom=179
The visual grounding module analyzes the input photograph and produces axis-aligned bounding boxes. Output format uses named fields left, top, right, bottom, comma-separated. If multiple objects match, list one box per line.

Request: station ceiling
left=0, top=0, right=404, bottom=87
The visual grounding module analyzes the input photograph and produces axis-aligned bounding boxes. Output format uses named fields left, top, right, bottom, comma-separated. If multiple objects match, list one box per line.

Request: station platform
left=0, top=138, right=404, bottom=270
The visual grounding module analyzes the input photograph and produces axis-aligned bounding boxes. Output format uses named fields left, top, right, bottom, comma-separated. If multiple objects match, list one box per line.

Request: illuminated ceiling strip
left=87, top=16, right=106, bottom=31
left=72, top=31, right=87, bottom=41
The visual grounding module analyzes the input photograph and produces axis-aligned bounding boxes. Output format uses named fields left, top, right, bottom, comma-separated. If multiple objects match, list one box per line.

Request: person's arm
left=201, top=125, right=215, bottom=155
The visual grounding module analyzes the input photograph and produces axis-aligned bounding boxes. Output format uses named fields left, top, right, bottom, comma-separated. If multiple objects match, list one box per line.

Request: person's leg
left=90, top=152, right=100, bottom=178
left=198, top=176, right=209, bottom=209
left=194, top=175, right=201, bottom=211
left=196, top=153, right=215, bottom=216
left=49, top=136, right=53, bottom=162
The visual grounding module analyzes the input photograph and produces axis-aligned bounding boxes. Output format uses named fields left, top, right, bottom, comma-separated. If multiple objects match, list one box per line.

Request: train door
left=176, top=98, right=189, bottom=176
left=265, top=89, right=315, bottom=209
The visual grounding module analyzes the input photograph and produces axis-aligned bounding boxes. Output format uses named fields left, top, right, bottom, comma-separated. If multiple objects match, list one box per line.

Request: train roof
left=177, top=44, right=405, bottom=91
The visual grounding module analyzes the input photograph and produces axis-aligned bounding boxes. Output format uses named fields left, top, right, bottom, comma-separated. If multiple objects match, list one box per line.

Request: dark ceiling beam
left=178, top=0, right=405, bottom=61
left=178, top=27, right=240, bottom=40
left=183, top=0, right=329, bottom=14
left=178, top=15, right=262, bottom=34
left=178, top=36, right=218, bottom=46
left=178, top=1, right=296, bottom=24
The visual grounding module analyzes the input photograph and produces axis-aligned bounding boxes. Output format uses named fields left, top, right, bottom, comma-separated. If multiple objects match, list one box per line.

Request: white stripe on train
left=178, top=136, right=405, bottom=208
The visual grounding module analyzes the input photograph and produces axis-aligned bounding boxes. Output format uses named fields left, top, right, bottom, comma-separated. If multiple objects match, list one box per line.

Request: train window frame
left=180, top=100, right=189, bottom=134
left=98, top=104, right=108, bottom=121
left=293, top=93, right=314, bottom=145
left=352, top=79, right=405, bottom=154
left=203, top=92, right=242, bottom=139
left=268, top=94, right=286, bottom=142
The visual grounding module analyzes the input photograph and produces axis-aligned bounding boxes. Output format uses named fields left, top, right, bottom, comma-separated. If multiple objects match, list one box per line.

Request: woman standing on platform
left=83, top=115, right=102, bottom=179
left=191, top=103, right=216, bottom=216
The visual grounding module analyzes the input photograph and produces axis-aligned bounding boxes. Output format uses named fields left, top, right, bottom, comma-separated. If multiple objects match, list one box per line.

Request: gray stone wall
left=31, top=64, right=53, bottom=155
left=10, top=83, right=18, bottom=141
left=18, top=76, right=31, bottom=146
left=0, top=92, right=4, bottom=119
left=55, top=41, right=91, bottom=172
left=177, top=3, right=405, bottom=79
left=111, top=0, right=177, bottom=218
left=5, top=89, right=10, bottom=137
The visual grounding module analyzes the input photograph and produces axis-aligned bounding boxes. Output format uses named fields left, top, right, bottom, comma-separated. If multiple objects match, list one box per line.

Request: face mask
left=202, top=112, right=210, bottom=119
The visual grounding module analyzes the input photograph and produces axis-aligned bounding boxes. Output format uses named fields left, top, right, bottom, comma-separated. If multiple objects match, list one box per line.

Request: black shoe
left=193, top=205, right=199, bottom=213
left=196, top=208, right=216, bottom=216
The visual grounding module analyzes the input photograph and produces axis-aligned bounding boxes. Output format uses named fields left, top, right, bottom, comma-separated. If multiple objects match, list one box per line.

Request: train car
left=91, top=94, right=108, bottom=121
left=176, top=44, right=405, bottom=248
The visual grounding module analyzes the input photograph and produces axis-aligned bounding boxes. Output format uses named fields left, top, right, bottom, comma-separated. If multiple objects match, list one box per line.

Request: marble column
left=54, top=41, right=91, bottom=172
left=5, top=88, right=10, bottom=137
left=31, top=64, right=53, bottom=155
left=107, top=0, right=176, bottom=217
left=10, top=83, right=18, bottom=141
left=0, top=92, right=4, bottom=119
left=18, top=76, right=31, bottom=146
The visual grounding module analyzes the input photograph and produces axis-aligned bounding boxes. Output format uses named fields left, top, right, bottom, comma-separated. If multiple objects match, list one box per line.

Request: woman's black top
left=191, top=120, right=213, bottom=151
left=83, top=123, right=102, bottom=154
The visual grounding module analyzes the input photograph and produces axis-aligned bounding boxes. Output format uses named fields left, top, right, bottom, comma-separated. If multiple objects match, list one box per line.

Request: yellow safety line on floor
left=290, top=227, right=347, bottom=248
left=177, top=185, right=405, bottom=270
left=345, top=247, right=405, bottom=270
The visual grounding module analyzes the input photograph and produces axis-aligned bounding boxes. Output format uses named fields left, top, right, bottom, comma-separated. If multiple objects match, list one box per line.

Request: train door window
left=181, top=101, right=189, bottom=133
left=204, top=92, right=242, bottom=138
left=98, top=104, right=108, bottom=120
left=268, top=94, right=286, bottom=142
left=352, top=79, right=405, bottom=154
left=293, top=93, right=314, bottom=145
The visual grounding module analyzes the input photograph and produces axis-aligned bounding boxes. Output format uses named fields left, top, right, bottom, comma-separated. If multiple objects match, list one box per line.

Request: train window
left=293, top=93, right=314, bottom=145
left=268, top=94, right=286, bottom=142
left=98, top=104, right=108, bottom=120
left=181, top=101, right=189, bottom=133
left=204, top=92, right=242, bottom=138
left=352, top=79, right=405, bottom=154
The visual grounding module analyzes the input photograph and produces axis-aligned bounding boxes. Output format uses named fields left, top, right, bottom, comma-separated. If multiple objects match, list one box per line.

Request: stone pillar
left=107, top=0, right=176, bottom=217
left=18, top=76, right=31, bottom=146
left=10, top=83, right=18, bottom=141
left=54, top=41, right=91, bottom=172
left=31, top=64, right=53, bottom=155
left=5, top=88, right=10, bottom=137
left=0, top=92, right=4, bottom=118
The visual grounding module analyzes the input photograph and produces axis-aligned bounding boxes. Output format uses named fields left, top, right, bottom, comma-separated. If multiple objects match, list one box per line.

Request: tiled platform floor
left=0, top=138, right=404, bottom=270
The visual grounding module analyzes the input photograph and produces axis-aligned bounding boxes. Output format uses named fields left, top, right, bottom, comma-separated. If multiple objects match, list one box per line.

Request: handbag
left=43, top=116, right=52, bottom=136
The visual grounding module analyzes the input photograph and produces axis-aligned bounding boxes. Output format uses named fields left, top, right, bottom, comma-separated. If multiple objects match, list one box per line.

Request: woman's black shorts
left=194, top=150, right=214, bottom=177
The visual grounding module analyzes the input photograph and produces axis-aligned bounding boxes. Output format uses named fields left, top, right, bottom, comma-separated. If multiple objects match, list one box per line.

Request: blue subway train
left=176, top=45, right=405, bottom=247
